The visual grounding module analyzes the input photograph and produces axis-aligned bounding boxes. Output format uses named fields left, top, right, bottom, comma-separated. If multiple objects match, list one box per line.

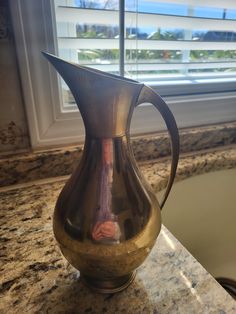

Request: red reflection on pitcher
left=92, top=221, right=121, bottom=241
left=91, top=139, right=121, bottom=242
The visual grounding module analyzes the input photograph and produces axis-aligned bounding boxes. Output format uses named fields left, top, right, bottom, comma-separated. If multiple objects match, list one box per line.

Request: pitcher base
left=81, top=272, right=136, bottom=294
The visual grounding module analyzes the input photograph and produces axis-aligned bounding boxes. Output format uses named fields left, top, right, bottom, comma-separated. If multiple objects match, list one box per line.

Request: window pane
left=54, top=0, right=119, bottom=107
left=124, top=1, right=236, bottom=84
left=54, top=0, right=236, bottom=106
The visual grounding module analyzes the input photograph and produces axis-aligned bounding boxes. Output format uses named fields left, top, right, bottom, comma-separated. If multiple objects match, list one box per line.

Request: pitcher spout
left=42, top=52, right=143, bottom=138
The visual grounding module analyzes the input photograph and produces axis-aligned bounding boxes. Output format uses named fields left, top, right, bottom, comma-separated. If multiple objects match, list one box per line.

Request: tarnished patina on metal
left=43, top=52, right=179, bottom=293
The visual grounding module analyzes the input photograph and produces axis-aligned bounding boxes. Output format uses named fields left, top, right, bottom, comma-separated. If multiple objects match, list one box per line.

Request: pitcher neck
left=82, top=136, right=133, bottom=167
left=42, top=53, right=144, bottom=137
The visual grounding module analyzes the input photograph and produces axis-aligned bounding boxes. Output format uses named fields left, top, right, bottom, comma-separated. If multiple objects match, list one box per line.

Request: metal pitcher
left=43, top=52, right=179, bottom=293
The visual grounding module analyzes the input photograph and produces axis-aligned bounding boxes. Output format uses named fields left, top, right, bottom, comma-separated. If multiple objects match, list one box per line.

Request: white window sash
left=10, top=0, right=236, bottom=149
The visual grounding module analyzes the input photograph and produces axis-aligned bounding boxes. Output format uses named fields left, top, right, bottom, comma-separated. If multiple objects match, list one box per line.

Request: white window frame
left=10, top=0, right=236, bottom=149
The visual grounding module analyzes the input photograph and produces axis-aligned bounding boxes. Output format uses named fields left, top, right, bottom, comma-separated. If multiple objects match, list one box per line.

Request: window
left=10, top=0, right=236, bottom=148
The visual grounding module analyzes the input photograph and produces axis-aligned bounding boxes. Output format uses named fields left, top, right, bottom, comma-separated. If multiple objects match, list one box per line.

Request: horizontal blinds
left=56, top=7, right=236, bottom=32
left=54, top=0, right=236, bottom=105
left=58, top=38, right=236, bottom=50
left=69, top=61, right=236, bottom=72
left=147, top=0, right=236, bottom=10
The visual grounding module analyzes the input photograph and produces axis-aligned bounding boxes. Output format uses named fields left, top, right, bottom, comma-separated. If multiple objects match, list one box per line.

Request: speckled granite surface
left=1, top=122, right=236, bottom=187
left=1, top=147, right=236, bottom=313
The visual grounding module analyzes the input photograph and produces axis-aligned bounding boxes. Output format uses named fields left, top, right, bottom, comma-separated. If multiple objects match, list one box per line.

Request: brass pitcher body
left=43, top=53, right=179, bottom=293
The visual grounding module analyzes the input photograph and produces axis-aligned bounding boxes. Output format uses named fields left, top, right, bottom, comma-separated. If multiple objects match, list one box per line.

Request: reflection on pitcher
left=92, top=139, right=121, bottom=243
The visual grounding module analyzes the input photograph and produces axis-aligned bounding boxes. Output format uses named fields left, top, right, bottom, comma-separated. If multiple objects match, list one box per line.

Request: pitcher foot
left=81, top=271, right=136, bottom=294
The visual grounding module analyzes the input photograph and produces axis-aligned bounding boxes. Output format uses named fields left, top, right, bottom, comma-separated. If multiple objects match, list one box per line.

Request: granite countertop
left=1, top=122, right=236, bottom=187
left=1, top=146, right=236, bottom=313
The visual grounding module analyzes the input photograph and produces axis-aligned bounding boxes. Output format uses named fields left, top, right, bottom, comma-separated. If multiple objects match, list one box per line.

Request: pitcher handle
left=136, top=85, right=179, bottom=209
